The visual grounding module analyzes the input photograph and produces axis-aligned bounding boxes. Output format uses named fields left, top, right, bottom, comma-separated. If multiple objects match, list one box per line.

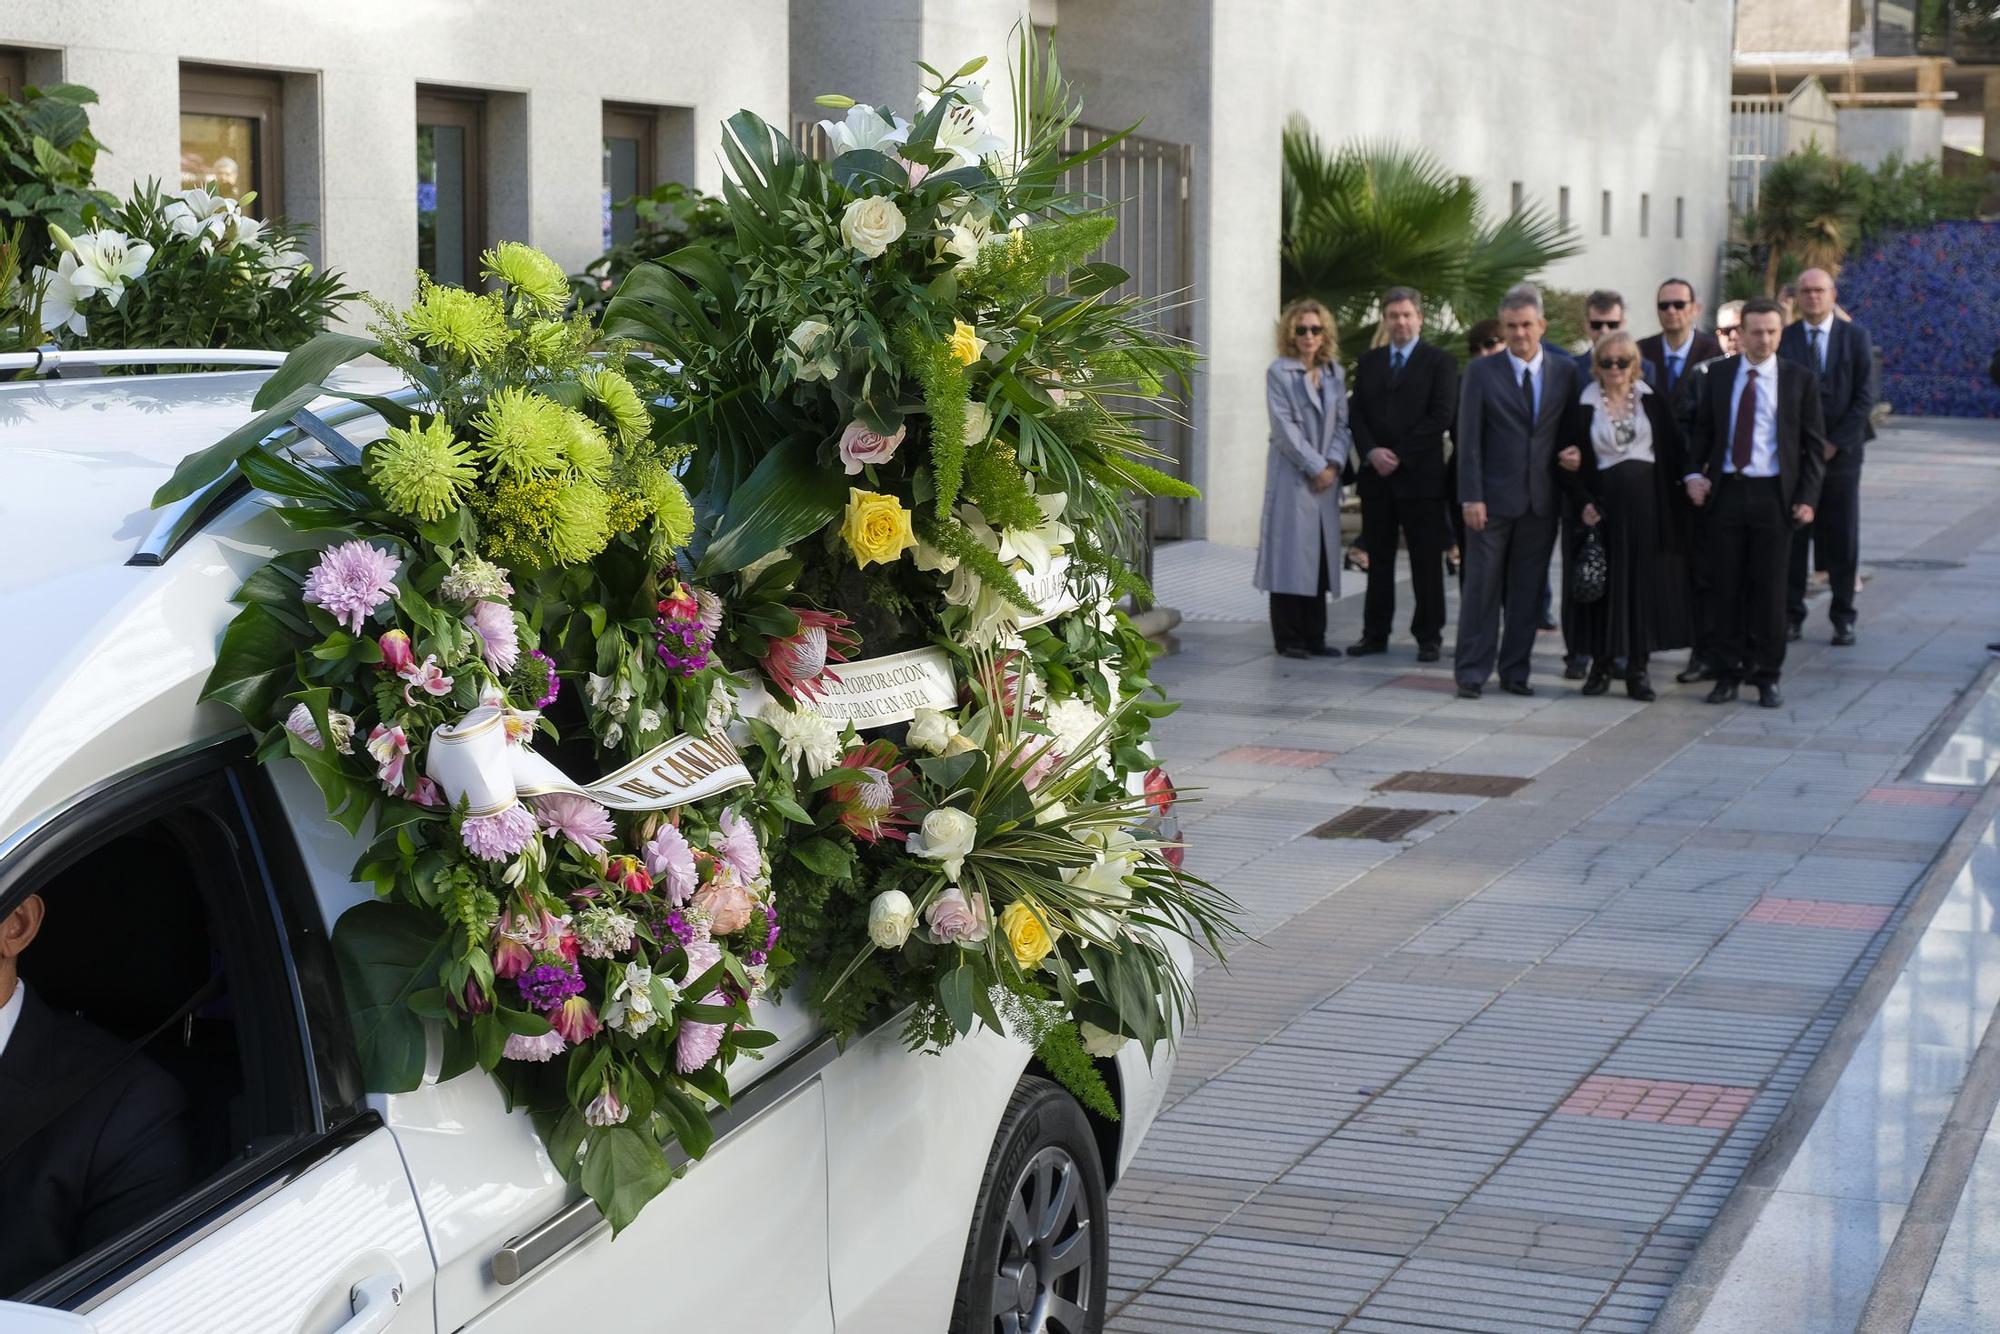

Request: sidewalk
left=1109, top=417, right=2000, bottom=1333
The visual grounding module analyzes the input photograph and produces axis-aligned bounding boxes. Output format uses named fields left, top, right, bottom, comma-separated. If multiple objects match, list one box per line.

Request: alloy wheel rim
left=992, top=1144, right=1094, bottom=1333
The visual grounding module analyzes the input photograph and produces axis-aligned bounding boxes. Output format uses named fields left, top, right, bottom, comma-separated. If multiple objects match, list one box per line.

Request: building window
left=417, top=89, right=487, bottom=288
left=1600, top=190, right=1612, bottom=237
left=0, top=48, right=27, bottom=101
left=1639, top=193, right=1650, bottom=238
left=1558, top=186, right=1570, bottom=228
left=1510, top=180, right=1524, bottom=213
left=1675, top=196, right=1686, bottom=239
left=180, top=65, right=284, bottom=217
left=602, top=104, right=660, bottom=252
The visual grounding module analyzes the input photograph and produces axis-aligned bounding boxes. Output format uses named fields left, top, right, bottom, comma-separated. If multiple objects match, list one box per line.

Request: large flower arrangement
left=161, top=45, right=1233, bottom=1231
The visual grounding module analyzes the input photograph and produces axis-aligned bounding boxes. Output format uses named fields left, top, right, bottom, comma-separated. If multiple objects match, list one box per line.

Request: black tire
left=949, top=1075, right=1111, bottom=1334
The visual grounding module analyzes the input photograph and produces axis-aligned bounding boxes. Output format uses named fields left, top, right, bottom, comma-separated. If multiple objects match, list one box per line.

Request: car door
left=0, top=745, right=434, bottom=1334
left=264, top=762, right=835, bottom=1334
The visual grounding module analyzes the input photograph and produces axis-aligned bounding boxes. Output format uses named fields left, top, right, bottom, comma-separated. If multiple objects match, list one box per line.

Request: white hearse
left=0, top=356, right=1179, bottom=1334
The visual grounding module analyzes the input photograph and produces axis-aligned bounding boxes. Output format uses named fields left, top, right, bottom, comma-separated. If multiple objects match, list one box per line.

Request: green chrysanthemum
left=473, top=386, right=568, bottom=478
left=482, top=242, right=570, bottom=314
left=581, top=366, right=652, bottom=448
left=369, top=415, right=478, bottom=521
left=549, top=481, right=613, bottom=565
left=403, top=284, right=508, bottom=364
left=559, top=408, right=612, bottom=481
left=635, top=461, right=695, bottom=550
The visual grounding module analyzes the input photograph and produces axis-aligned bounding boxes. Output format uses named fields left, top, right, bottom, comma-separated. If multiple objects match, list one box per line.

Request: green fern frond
left=965, top=441, right=1044, bottom=531
left=966, top=215, right=1117, bottom=307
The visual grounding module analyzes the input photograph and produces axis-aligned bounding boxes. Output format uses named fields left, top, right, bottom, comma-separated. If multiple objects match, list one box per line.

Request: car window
left=0, top=744, right=362, bottom=1309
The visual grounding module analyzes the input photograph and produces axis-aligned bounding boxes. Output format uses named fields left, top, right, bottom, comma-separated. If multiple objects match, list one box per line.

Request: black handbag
left=1572, top=527, right=1608, bottom=605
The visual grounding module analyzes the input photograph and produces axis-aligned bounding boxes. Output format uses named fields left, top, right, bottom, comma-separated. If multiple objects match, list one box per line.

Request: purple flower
left=302, top=540, right=401, bottom=634
left=643, top=824, right=699, bottom=905
left=653, top=909, right=695, bottom=948
left=465, top=600, right=521, bottom=673
left=712, top=808, right=761, bottom=883
left=524, top=649, right=560, bottom=709
left=501, top=1029, right=567, bottom=1062
left=462, top=803, right=538, bottom=861
left=675, top=994, right=728, bottom=1073
left=534, top=792, right=616, bottom=857
left=518, top=962, right=586, bottom=1012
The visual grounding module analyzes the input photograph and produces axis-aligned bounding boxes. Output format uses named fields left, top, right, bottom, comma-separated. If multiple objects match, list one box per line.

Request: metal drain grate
left=1375, top=771, right=1532, bottom=798
left=1310, top=806, right=1450, bottom=840
left=1872, top=558, right=1965, bottom=571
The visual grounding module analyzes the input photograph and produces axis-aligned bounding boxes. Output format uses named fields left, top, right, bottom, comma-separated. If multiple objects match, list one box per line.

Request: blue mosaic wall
left=1839, top=220, right=2000, bottom=419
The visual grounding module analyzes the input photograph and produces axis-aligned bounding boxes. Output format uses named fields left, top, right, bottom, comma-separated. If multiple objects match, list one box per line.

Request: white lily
left=34, top=258, right=88, bottom=336
left=818, top=104, right=911, bottom=156
left=162, top=187, right=236, bottom=245
left=997, top=492, right=1075, bottom=578
left=67, top=230, right=153, bottom=307
left=918, top=83, right=1006, bottom=168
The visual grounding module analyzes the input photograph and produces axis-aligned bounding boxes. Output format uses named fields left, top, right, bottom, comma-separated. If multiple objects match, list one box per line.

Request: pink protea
left=302, top=540, right=401, bottom=634
left=502, top=1030, right=567, bottom=1063
left=463, top=803, right=537, bottom=861
left=465, top=600, right=520, bottom=673
left=533, top=793, right=615, bottom=857
left=551, top=994, right=602, bottom=1043
left=643, top=824, right=699, bottom=906
left=675, top=997, right=727, bottom=1073
left=759, top=608, right=859, bottom=705
left=827, top=739, right=917, bottom=843
left=378, top=629, right=415, bottom=675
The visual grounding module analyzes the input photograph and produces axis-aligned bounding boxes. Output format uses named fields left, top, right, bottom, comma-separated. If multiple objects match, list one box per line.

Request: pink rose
left=837, top=420, right=907, bottom=475
left=925, top=888, right=991, bottom=944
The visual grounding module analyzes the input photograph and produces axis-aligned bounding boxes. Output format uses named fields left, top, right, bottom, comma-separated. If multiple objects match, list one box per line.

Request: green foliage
left=1281, top=125, right=1580, bottom=350
left=914, top=509, right=1036, bottom=611
left=895, top=321, right=971, bottom=518
left=1747, top=142, right=1869, bottom=291
left=1857, top=151, right=1987, bottom=238
left=0, top=223, right=40, bottom=355
left=570, top=181, right=736, bottom=321
left=1034, top=1019, right=1119, bottom=1121
left=965, top=437, right=1044, bottom=530
left=0, top=81, right=114, bottom=272
left=964, top=213, right=1116, bottom=307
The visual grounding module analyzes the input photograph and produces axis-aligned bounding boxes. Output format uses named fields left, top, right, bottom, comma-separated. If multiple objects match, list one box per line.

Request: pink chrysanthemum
left=712, top=808, right=761, bottom=882
left=759, top=608, right=859, bottom=705
left=463, top=802, right=538, bottom=861
left=643, top=824, right=699, bottom=906
left=534, top=793, right=615, bottom=857
left=302, top=540, right=401, bottom=634
left=465, top=600, right=520, bottom=673
left=675, top=995, right=728, bottom=1073
left=501, top=1030, right=567, bottom=1062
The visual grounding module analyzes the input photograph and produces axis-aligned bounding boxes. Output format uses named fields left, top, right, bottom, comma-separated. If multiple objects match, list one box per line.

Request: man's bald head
left=1796, top=268, right=1836, bottom=321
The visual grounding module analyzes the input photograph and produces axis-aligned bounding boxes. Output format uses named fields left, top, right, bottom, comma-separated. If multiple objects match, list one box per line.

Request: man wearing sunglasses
left=1638, top=279, right=1722, bottom=403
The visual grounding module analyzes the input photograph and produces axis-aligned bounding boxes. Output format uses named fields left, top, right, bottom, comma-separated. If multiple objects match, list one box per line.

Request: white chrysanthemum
left=761, top=700, right=843, bottom=778
left=1045, top=697, right=1106, bottom=760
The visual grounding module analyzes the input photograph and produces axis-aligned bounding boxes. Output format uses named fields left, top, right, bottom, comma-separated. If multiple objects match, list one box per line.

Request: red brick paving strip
left=1385, top=674, right=1461, bottom=694
left=1559, top=1074, right=1758, bottom=1130
left=1863, top=786, right=1978, bottom=808
left=1742, top=897, right=1895, bottom=931
left=1213, top=745, right=1337, bottom=768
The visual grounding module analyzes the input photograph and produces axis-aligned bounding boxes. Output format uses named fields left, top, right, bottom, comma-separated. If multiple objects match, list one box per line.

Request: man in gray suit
left=1453, top=284, right=1581, bottom=699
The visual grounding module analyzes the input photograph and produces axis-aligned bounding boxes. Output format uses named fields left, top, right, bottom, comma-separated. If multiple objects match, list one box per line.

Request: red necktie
left=1731, top=368, right=1759, bottom=471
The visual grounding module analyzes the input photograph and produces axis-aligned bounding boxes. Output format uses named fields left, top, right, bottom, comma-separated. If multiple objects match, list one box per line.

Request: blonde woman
left=1555, top=329, right=1694, bottom=700
left=1254, top=298, right=1353, bottom=659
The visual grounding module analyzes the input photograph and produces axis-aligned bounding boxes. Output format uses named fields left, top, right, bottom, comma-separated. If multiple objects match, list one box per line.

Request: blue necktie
left=1667, top=353, right=1682, bottom=392
left=1808, top=326, right=1823, bottom=370
left=1391, top=348, right=1405, bottom=377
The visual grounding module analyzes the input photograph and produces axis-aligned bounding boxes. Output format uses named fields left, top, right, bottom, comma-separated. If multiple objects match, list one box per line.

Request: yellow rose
left=840, top=487, right=916, bottom=568
left=999, top=900, right=1059, bottom=967
left=947, top=319, right=987, bottom=367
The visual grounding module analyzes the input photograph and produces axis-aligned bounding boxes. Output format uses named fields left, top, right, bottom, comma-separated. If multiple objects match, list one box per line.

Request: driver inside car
left=0, top=893, right=195, bottom=1298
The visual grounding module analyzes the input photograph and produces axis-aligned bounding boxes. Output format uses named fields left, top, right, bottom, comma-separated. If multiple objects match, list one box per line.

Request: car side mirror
left=0, top=1305, right=101, bottom=1333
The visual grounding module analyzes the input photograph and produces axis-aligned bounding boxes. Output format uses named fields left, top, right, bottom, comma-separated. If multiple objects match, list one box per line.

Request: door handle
left=327, top=1273, right=402, bottom=1334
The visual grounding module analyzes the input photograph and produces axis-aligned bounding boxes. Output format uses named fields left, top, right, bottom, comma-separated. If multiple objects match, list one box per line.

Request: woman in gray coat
left=1255, top=298, right=1353, bottom=658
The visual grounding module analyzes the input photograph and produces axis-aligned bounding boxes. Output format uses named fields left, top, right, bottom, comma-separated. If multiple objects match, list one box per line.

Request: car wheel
left=951, top=1075, right=1110, bottom=1334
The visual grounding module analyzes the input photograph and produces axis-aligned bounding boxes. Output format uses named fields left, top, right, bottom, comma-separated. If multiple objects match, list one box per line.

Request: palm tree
left=1749, top=143, right=1868, bottom=291
left=1280, top=123, right=1580, bottom=352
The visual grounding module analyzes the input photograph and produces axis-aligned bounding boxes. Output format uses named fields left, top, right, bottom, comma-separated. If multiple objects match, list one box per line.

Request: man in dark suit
left=1672, top=299, right=1743, bottom=685
left=1685, top=297, right=1828, bottom=709
left=1779, top=267, right=1874, bottom=646
left=1453, top=283, right=1580, bottom=699
left=1347, top=286, right=1459, bottom=661
left=0, top=893, right=193, bottom=1297
left=1638, top=277, right=1723, bottom=407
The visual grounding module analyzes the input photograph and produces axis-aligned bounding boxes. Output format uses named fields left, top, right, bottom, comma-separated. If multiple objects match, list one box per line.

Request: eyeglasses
left=1656, top=299, right=1690, bottom=311
left=1293, top=324, right=1324, bottom=336
left=1588, top=319, right=1622, bottom=332
left=1480, top=337, right=1504, bottom=350
left=1596, top=357, right=1634, bottom=370
left=1716, top=325, right=1741, bottom=336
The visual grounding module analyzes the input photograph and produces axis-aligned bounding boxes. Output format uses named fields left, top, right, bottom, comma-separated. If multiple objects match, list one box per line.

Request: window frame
left=178, top=63, right=286, bottom=219
left=602, top=102, right=660, bottom=251
left=0, top=738, right=368, bottom=1313
left=1600, top=189, right=1613, bottom=237
left=416, top=87, right=489, bottom=288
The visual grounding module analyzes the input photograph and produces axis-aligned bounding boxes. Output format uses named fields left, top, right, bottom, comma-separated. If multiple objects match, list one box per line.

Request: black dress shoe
left=1278, top=646, right=1311, bottom=660
left=1787, top=622, right=1803, bottom=642
left=1626, top=674, right=1657, bottom=702
left=1705, top=681, right=1740, bottom=704
left=1675, top=660, right=1714, bottom=684
left=1311, top=645, right=1343, bottom=658
left=1416, top=644, right=1441, bottom=663
left=1456, top=682, right=1483, bottom=699
left=1831, top=626, right=1856, bottom=647
left=1758, top=683, right=1784, bottom=709
left=1500, top=680, right=1535, bottom=697
left=1346, top=639, right=1387, bottom=657
left=1581, top=668, right=1611, bottom=696
left=1562, top=661, right=1587, bottom=681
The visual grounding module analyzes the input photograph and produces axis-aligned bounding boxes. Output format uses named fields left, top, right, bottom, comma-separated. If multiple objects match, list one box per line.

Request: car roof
left=0, top=366, right=407, bottom=849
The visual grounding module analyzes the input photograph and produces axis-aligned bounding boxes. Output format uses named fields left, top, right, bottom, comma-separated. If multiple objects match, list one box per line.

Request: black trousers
left=1788, top=455, right=1861, bottom=629
left=1557, top=504, right=1588, bottom=669
left=1687, top=503, right=1714, bottom=668
left=1707, top=476, right=1791, bottom=686
left=1269, top=542, right=1332, bottom=652
left=1360, top=489, right=1448, bottom=647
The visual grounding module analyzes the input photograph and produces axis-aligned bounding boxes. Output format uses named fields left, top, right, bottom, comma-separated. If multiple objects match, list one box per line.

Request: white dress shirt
left=1580, top=381, right=1655, bottom=467
left=1724, top=354, right=1781, bottom=477
left=0, top=981, right=23, bottom=1060
left=1802, top=315, right=1836, bottom=371
left=1506, top=347, right=1545, bottom=419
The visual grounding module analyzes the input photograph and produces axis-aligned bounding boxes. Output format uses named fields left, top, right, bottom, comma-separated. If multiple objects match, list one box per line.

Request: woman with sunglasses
left=1554, top=329, right=1694, bottom=700
left=1255, top=298, right=1353, bottom=659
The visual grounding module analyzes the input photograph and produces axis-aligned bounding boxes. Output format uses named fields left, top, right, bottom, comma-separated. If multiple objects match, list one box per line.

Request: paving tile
left=1741, top=896, right=1896, bottom=931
